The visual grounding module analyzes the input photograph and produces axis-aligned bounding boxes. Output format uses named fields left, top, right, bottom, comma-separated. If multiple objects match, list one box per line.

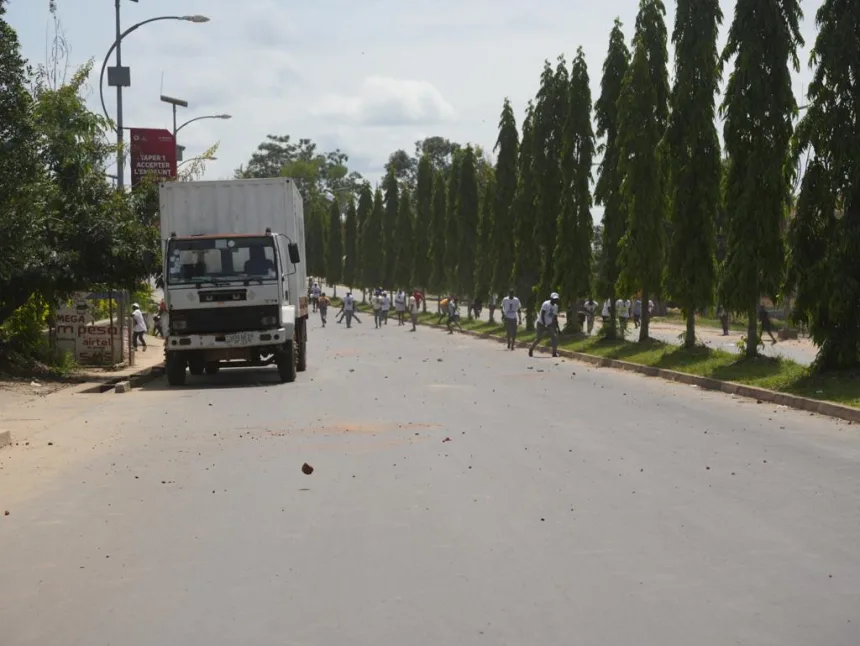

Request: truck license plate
left=225, top=332, right=254, bottom=346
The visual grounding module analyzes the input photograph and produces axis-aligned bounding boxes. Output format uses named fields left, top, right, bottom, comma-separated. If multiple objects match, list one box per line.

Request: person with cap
left=340, top=291, right=359, bottom=328
left=408, top=291, right=419, bottom=332
left=372, top=290, right=384, bottom=328
left=131, top=303, right=148, bottom=352
left=529, top=292, right=561, bottom=358
left=501, top=289, right=521, bottom=350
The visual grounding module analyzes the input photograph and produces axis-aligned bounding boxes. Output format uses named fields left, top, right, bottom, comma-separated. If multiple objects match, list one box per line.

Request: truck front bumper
left=166, top=326, right=292, bottom=351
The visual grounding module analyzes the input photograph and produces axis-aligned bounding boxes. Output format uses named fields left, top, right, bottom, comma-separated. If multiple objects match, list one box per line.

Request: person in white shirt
left=394, top=289, right=407, bottom=326
left=381, top=291, right=391, bottom=325
left=583, top=298, right=597, bottom=335
left=501, top=290, right=521, bottom=350
left=340, top=292, right=359, bottom=328
left=310, top=282, right=321, bottom=312
left=529, top=292, right=561, bottom=357
left=602, top=298, right=611, bottom=323
left=371, top=290, right=383, bottom=328
left=131, top=303, right=148, bottom=352
left=616, top=297, right=629, bottom=330
left=408, top=293, right=419, bottom=331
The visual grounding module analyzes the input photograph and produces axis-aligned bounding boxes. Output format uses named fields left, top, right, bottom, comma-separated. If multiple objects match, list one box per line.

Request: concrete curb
left=114, top=381, right=131, bottom=394
left=76, top=362, right=165, bottom=395
left=0, top=430, right=10, bottom=450
left=420, top=319, right=860, bottom=424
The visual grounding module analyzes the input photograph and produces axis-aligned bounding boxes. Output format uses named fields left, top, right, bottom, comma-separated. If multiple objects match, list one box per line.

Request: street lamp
left=168, top=110, right=232, bottom=162
left=100, top=1, right=210, bottom=189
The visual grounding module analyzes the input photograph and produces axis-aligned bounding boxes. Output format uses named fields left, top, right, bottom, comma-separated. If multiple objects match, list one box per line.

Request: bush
left=0, top=294, right=49, bottom=356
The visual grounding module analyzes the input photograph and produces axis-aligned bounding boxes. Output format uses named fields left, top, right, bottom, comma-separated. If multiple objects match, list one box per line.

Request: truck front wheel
left=276, top=336, right=297, bottom=383
left=166, top=352, right=187, bottom=386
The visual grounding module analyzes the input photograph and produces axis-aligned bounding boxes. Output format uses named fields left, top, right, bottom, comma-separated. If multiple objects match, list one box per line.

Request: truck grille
left=171, top=305, right=279, bottom=335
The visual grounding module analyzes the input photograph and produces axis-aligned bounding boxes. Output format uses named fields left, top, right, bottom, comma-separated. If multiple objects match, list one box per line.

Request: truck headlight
left=261, top=316, right=278, bottom=326
left=172, top=320, right=188, bottom=331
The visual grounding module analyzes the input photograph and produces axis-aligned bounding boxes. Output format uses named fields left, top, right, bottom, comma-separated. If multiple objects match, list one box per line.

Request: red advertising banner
left=129, top=128, right=177, bottom=188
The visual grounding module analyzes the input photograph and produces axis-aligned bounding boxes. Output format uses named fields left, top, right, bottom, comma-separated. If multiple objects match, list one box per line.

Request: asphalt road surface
left=1, top=315, right=858, bottom=645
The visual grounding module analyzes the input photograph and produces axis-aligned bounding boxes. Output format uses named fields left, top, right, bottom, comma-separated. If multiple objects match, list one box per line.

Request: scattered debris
left=3, top=510, right=9, bottom=516
left=442, top=437, right=452, bottom=443
left=302, top=462, right=314, bottom=475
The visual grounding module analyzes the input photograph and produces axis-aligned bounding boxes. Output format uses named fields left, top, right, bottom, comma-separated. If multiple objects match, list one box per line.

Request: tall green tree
left=355, top=183, right=373, bottom=288
left=306, top=204, right=327, bottom=279
left=381, top=168, right=399, bottom=287
left=413, top=155, right=434, bottom=293
left=343, top=197, right=358, bottom=288
left=533, top=58, right=569, bottom=302
left=511, top=104, right=541, bottom=329
left=393, top=188, right=415, bottom=287
left=444, top=153, right=463, bottom=292
left=787, top=0, right=859, bottom=370
left=720, top=0, right=803, bottom=358
left=595, top=18, right=631, bottom=340
left=553, top=48, right=595, bottom=330
left=491, top=98, right=519, bottom=295
left=325, top=198, right=343, bottom=290
left=666, top=0, right=723, bottom=348
left=361, top=188, right=385, bottom=288
left=428, top=170, right=448, bottom=296
left=456, top=146, right=480, bottom=301
left=616, top=0, right=670, bottom=342
left=474, top=176, right=496, bottom=303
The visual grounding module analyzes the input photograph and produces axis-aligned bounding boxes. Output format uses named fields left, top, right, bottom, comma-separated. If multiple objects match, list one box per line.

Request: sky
left=7, top=0, right=824, bottom=192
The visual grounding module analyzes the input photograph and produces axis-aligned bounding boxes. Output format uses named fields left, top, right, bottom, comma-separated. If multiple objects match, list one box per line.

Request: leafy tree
left=343, top=197, right=358, bottom=288
left=666, top=0, right=723, bottom=348
left=595, top=18, right=631, bottom=340
left=393, top=188, right=415, bottom=287
left=413, top=155, right=434, bottom=292
left=414, top=136, right=458, bottom=171
left=456, top=145, right=480, bottom=301
left=787, top=0, right=860, bottom=370
left=355, top=183, right=374, bottom=289
left=720, top=0, right=803, bottom=358
left=491, top=98, right=519, bottom=295
left=325, top=198, right=343, bottom=290
left=381, top=168, right=400, bottom=287
left=362, top=188, right=385, bottom=288
left=474, top=176, right=496, bottom=303
left=444, top=152, right=463, bottom=292
left=533, top=58, right=569, bottom=303
left=385, top=149, right=417, bottom=190
left=616, top=0, right=670, bottom=343
left=0, top=0, right=41, bottom=326
left=428, top=170, right=448, bottom=295
left=553, top=48, right=595, bottom=329
left=2, top=61, right=158, bottom=330
left=511, top=104, right=541, bottom=329
left=306, top=204, right=327, bottom=279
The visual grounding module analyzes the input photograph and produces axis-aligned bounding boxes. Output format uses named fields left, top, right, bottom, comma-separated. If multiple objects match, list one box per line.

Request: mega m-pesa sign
left=130, top=128, right=177, bottom=187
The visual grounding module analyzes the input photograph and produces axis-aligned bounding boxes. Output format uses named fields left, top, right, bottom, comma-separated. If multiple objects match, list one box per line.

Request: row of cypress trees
left=323, top=0, right=860, bottom=370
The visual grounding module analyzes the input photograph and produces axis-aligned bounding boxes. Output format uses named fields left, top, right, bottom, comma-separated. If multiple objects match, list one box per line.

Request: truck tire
left=297, top=319, right=307, bottom=372
left=189, top=358, right=205, bottom=376
left=276, top=337, right=297, bottom=383
left=166, top=353, right=187, bottom=386
left=205, top=362, right=220, bottom=375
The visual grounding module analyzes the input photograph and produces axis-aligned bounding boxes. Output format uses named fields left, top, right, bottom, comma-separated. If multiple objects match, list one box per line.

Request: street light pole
left=114, top=0, right=126, bottom=189
left=102, top=7, right=210, bottom=188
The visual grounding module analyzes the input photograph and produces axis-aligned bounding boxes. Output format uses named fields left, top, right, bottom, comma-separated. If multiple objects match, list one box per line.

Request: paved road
left=1, top=316, right=858, bottom=645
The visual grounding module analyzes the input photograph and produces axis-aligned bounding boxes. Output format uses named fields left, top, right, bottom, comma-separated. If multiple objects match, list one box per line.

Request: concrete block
left=114, top=380, right=132, bottom=394
left=0, top=430, right=11, bottom=449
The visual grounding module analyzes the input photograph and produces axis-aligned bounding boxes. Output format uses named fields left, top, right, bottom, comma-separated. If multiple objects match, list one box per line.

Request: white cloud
left=315, top=76, right=455, bottom=127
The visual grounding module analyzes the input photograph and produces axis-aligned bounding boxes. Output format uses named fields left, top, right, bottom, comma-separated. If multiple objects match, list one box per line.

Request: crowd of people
left=308, top=282, right=424, bottom=332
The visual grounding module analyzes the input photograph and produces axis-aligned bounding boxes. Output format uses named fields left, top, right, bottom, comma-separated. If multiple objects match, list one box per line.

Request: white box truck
left=159, top=178, right=308, bottom=385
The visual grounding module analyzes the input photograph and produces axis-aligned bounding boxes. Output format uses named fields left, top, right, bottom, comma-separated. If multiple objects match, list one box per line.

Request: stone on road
left=1, top=316, right=858, bottom=645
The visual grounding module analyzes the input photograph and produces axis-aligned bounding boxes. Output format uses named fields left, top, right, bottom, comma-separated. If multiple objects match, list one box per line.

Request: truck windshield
left=166, top=236, right=278, bottom=286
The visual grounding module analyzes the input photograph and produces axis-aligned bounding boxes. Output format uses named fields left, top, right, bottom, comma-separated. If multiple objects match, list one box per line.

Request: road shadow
left=140, top=366, right=285, bottom=391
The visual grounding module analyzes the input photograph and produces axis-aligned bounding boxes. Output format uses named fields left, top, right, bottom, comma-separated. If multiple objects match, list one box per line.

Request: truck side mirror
left=288, top=243, right=300, bottom=264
